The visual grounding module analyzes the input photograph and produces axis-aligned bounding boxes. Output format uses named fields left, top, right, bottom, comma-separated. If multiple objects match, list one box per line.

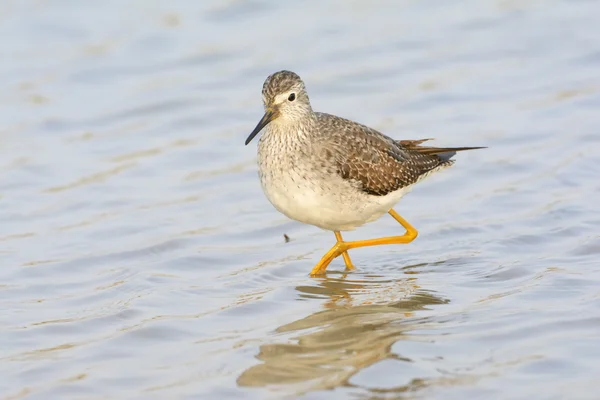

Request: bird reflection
left=237, top=267, right=449, bottom=393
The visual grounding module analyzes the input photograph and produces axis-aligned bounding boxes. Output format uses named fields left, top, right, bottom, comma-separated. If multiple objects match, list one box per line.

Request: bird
left=244, top=70, right=484, bottom=276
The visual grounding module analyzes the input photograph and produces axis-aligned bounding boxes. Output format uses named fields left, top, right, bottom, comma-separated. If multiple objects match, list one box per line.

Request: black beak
left=245, top=108, right=276, bottom=145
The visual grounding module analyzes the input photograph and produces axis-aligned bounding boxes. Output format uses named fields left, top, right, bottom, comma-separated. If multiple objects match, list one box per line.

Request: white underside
left=260, top=167, right=418, bottom=231
left=272, top=187, right=411, bottom=231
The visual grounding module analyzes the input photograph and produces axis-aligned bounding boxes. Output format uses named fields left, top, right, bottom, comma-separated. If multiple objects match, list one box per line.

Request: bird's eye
left=288, top=93, right=296, bottom=101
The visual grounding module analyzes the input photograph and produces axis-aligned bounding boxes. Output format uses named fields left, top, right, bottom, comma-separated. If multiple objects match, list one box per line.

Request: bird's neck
left=263, top=112, right=318, bottom=148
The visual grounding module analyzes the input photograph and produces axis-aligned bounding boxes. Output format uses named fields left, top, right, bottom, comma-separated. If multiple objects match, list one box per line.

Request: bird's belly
left=260, top=169, right=411, bottom=231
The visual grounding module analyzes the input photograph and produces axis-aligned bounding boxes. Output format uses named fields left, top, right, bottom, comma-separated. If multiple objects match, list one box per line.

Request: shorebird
left=245, top=70, right=483, bottom=276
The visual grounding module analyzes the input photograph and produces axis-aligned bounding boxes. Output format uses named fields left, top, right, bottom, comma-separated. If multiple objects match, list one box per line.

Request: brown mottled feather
left=262, top=70, right=306, bottom=104
left=316, top=113, right=485, bottom=196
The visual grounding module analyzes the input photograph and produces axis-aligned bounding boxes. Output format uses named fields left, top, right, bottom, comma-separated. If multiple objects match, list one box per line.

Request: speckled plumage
left=245, top=70, right=483, bottom=231
left=261, top=70, right=307, bottom=105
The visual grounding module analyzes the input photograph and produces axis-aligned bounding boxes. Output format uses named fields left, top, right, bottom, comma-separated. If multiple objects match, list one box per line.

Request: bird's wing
left=315, top=113, right=482, bottom=196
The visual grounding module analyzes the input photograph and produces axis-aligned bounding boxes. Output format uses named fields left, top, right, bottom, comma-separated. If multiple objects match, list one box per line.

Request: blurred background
left=1, top=0, right=600, bottom=399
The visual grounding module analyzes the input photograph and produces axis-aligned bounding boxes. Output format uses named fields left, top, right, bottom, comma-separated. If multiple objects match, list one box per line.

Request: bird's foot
left=309, top=241, right=349, bottom=276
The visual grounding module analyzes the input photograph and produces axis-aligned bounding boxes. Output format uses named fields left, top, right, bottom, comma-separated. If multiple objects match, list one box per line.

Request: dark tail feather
left=422, top=146, right=486, bottom=162
left=411, top=146, right=486, bottom=155
left=397, top=139, right=486, bottom=162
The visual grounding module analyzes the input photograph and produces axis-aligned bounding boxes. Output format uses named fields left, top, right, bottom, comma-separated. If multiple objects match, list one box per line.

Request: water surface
left=1, top=0, right=600, bottom=399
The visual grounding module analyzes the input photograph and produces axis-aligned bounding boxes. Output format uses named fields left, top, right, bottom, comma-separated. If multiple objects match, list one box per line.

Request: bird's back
left=313, top=112, right=482, bottom=196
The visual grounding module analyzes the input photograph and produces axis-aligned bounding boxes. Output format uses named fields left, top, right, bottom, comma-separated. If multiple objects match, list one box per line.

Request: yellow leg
left=309, top=208, right=419, bottom=276
left=335, top=231, right=355, bottom=271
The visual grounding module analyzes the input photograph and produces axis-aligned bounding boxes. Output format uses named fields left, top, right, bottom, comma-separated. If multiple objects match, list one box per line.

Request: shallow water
left=2, top=0, right=600, bottom=399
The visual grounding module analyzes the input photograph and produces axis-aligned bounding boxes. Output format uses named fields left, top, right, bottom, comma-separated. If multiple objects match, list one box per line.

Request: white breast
left=257, top=153, right=413, bottom=231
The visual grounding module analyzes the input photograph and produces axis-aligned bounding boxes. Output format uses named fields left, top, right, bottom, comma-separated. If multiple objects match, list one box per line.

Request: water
left=1, top=0, right=600, bottom=398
